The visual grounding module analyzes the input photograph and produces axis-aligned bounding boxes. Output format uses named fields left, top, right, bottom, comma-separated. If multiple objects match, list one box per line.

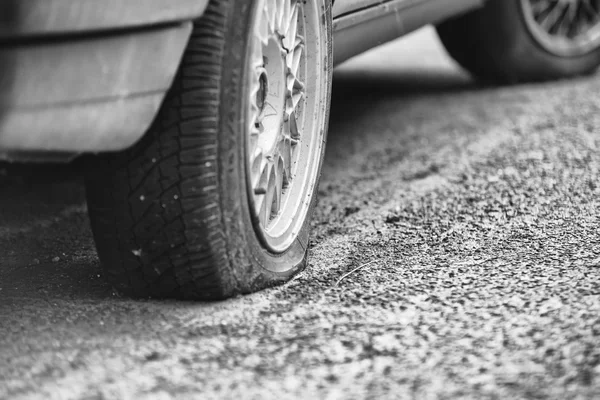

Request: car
left=1, top=0, right=599, bottom=300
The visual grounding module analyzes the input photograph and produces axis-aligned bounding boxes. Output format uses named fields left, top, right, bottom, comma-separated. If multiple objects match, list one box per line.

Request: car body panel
left=0, top=0, right=485, bottom=161
left=0, top=0, right=208, bottom=37
left=0, top=23, right=192, bottom=159
left=333, top=0, right=485, bottom=64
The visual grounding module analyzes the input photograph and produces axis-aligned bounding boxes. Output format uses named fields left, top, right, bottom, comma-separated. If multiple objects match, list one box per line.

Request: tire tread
left=86, top=0, right=233, bottom=299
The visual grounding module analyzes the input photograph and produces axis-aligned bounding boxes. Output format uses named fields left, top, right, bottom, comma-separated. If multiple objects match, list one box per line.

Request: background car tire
left=85, top=0, right=333, bottom=300
left=436, top=0, right=600, bottom=83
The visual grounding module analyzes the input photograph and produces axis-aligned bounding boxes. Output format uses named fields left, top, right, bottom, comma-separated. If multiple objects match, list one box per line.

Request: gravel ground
left=1, top=27, right=599, bottom=399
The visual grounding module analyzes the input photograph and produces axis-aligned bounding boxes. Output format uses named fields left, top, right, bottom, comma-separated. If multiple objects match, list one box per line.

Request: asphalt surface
left=1, top=27, right=599, bottom=399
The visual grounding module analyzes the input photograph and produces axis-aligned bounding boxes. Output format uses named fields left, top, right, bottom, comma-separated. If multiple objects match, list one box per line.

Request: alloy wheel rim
left=245, top=0, right=326, bottom=254
left=521, top=0, right=600, bottom=56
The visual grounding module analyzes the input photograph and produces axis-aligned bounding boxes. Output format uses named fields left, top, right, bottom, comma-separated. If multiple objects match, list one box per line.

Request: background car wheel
left=84, top=0, right=333, bottom=300
left=436, top=0, right=600, bottom=83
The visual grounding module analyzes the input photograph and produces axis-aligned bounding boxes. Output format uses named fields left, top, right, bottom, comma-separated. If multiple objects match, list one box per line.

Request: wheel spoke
left=581, top=0, right=599, bottom=20
left=532, top=0, right=554, bottom=16
left=566, top=3, right=580, bottom=36
left=257, top=190, right=268, bottom=226
left=255, top=162, right=269, bottom=194
left=283, top=3, right=299, bottom=51
left=257, top=12, right=270, bottom=44
left=286, top=41, right=303, bottom=77
left=539, top=2, right=566, bottom=32
left=251, top=148, right=263, bottom=185
left=274, top=157, right=284, bottom=212
left=277, top=137, right=292, bottom=187
left=556, top=4, right=575, bottom=36
left=288, top=111, right=300, bottom=139
left=277, top=0, right=290, bottom=34
left=266, top=0, right=278, bottom=32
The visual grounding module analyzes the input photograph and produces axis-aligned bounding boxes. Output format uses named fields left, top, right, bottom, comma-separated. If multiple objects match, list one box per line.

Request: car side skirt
left=333, top=0, right=485, bottom=65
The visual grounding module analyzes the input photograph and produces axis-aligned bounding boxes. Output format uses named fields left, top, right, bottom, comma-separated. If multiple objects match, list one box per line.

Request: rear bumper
left=0, top=1, right=208, bottom=160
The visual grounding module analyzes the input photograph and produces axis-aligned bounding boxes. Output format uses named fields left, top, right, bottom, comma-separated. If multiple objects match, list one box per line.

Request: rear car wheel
left=85, top=0, right=332, bottom=300
left=437, top=0, right=600, bottom=83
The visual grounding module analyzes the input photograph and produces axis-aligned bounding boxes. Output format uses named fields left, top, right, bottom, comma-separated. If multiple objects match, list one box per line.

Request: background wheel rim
left=521, top=0, right=600, bottom=56
left=245, top=0, right=326, bottom=254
